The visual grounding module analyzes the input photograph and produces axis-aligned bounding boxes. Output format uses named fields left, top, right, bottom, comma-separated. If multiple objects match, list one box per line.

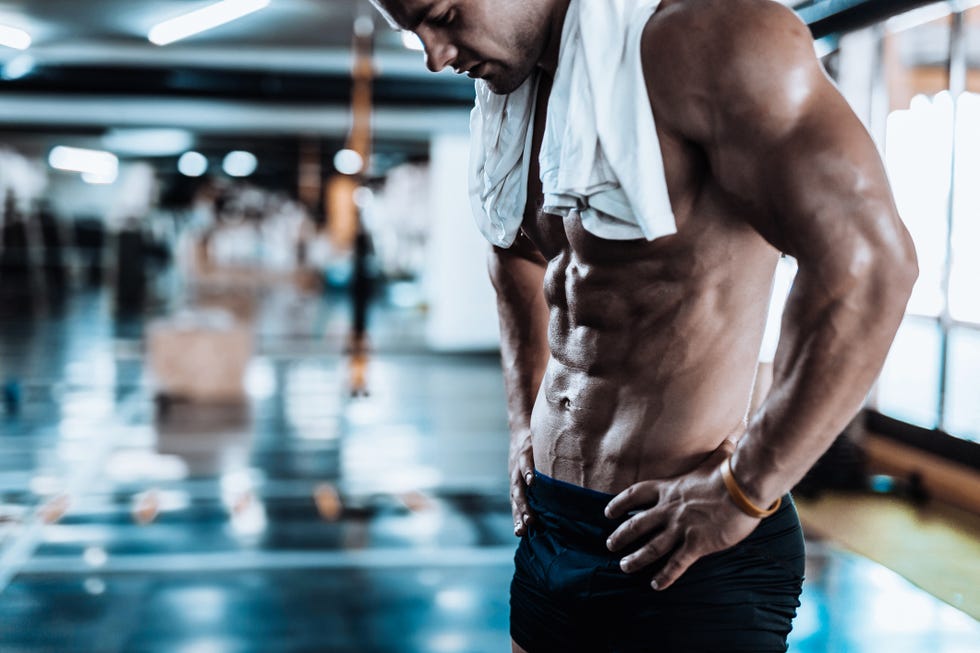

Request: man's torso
left=520, top=19, right=781, bottom=493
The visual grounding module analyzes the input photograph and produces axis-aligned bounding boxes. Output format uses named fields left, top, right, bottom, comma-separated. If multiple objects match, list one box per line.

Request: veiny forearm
left=732, top=250, right=917, bottom=506
left=488, top=247, right=550, bottom=438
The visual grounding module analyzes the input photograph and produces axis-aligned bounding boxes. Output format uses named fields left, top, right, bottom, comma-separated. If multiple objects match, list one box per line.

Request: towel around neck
left=468, top=0, right=676, bottom=248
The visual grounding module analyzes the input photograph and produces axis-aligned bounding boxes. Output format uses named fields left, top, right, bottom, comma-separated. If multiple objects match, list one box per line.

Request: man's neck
left=536, top=0, right=571, bottom=77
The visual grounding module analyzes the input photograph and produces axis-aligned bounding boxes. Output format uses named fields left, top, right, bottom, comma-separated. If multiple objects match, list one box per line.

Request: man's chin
left=485, top=73, right=530, bottom=95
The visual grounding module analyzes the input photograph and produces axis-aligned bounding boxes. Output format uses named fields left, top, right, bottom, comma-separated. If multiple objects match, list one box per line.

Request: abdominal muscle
left=529, top=358, right=753, bottom=495
left=527, top=222, right=775, bottom=495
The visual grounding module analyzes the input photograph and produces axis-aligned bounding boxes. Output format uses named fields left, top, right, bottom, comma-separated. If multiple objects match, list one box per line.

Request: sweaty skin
left=378, top=0, right=917, bottom=613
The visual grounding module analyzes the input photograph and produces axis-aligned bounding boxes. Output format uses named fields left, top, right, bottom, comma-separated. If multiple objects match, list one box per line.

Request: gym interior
left=0, top=1, right=978, bottom=651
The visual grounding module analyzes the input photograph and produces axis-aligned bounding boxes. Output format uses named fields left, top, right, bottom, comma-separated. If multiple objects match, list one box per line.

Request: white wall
left=423, top=133, right=501, bottom=351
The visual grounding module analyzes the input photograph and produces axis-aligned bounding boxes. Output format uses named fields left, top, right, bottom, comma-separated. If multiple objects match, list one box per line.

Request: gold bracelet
left=720, top=455, right=781, bottom=519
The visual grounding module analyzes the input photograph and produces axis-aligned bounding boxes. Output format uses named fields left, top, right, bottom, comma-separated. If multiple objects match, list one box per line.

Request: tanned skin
left=376, top=0, right=917, bottom=650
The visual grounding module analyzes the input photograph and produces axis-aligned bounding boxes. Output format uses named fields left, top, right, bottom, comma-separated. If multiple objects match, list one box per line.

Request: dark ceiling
left=0, top=0, right=469, bottom=140
left=0, top=1, right=947, bottom=114
left=0, top=0, right=953, bottom=170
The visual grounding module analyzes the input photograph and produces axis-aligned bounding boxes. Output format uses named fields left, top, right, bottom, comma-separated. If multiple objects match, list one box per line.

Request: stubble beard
left=484, top=20, right=547, bottom=95
left=485, top=64, right=532, bottom=95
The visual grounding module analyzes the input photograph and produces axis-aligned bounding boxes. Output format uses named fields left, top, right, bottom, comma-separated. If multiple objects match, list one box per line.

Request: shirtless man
left=371, top=0, right=917, bottom=650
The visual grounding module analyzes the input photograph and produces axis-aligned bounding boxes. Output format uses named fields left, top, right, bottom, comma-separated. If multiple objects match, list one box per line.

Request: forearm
left=732, top=254, right=916, bottom=506
left=488, top=246, right=550, bottom=438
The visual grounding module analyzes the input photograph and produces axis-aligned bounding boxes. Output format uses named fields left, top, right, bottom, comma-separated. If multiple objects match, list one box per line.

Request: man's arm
left=606, top=0, right=917, bottom=589
left=701, top=2, right=918, bottom=509
left=488, top=232, right=551, bottom=537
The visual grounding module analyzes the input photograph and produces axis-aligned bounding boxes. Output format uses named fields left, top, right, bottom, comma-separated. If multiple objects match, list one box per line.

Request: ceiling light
left=149, top=0, right=271, bottom=46
left=222, top=150, right=257, bottom=177
left=402, top=31, right=424, bottom=52
left=103, top=128, right=193, bottom=156
left=0, top=24, right=31, bottom=50
left=1, top=54, right=34, bottom=80
left=49, top=146, right=119, bottom=182
left=334, top=149, right=363, bottom=175
left=178, top=151, right=209, bottom=177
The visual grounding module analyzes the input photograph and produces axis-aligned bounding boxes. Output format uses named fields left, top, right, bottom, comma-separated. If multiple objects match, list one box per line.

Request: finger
left=518, top=450, right=535, bottom=487
left=604, top=481, right=660, bottom=519
left=510, top=475, right=532, bottom=537
left=650, top=544, right=699, bottom=591
left=606, top=507, right=668, bottom=552
left=619, top=529, right=678, bottom=574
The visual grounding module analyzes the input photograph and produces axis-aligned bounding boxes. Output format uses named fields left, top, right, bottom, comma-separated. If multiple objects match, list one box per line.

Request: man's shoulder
left=643, top=0, right=807, bottom=48
left=640, top=0, right=819, bottom=139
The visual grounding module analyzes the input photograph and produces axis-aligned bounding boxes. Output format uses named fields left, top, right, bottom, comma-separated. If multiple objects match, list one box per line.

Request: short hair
left=367, top=0, right=401, bottom=29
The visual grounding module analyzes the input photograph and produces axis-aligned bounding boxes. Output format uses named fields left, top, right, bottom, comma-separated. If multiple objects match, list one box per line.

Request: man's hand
left=509, top=429, right=536, bottom=537
left=604, top=442, right=760, bottom=590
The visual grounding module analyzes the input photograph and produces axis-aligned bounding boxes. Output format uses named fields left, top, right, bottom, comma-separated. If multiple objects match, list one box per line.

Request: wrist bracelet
left=720, top=455, right=781, bottom=519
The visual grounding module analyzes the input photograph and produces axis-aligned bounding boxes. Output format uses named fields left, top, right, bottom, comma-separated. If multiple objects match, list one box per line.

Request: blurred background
left=0, top=1, right=977, bottom=651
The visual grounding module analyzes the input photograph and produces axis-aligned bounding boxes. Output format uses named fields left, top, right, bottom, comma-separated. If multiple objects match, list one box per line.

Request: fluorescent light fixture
left=401, top=31, right=424, bottom=52
left=222, top=150, right=257, bottom=177
left=49, top=146, right=119, bottom=183
left=149, top=0, right=271, bottom=46
left=1, top=54, right=34, bottom=80
left=178, top=151, right=209, bottom=177
left=49, top=146, right=116, bottom=173
left=0, top=24, right=31, bottom=50
left=103, top=128, right=193, bottom=156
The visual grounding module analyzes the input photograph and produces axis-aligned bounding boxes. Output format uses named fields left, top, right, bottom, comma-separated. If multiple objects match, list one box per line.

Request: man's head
left=370, top=0, right=557, bottom=94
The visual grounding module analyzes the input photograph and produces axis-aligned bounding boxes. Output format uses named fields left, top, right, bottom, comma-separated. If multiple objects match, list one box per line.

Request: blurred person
left=371, top=0, right=917, bottom=651
left=0, top=191, right=34, bottom=304
left=35, top=198, right=67, bottom=292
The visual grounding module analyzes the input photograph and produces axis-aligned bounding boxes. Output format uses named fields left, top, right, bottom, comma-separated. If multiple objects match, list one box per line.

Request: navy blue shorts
left=511, top=471, right=805, bottom=653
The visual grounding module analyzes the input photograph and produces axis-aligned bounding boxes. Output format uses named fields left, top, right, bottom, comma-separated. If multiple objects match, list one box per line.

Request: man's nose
left=422, top=34, right=458, bottom=73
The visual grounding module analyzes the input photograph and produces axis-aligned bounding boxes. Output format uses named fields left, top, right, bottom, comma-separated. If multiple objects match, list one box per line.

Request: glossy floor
left=0, top=288, right=977, bottom=652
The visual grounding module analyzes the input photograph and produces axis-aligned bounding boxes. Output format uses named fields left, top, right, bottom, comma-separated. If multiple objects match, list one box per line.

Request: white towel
left=469, top=0, right=676, bottom=248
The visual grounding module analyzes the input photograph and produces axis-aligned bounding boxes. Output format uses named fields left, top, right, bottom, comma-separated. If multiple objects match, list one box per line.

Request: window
left=884, top=91, right=951, bottom=318
left=869, top=5, right=980, bottom=443
left=877, top=319, right=943, bottom=429
left=945, top=328, right=980, bottom=441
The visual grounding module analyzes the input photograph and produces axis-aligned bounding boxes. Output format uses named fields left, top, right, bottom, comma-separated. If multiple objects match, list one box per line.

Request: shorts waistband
left=529, top=470, right=618, bottom=526
left=528, top=469, right=796, bottom=530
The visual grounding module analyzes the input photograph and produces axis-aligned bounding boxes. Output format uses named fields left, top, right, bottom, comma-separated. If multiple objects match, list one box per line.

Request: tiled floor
left=0, top=286, right=978, bottom=652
